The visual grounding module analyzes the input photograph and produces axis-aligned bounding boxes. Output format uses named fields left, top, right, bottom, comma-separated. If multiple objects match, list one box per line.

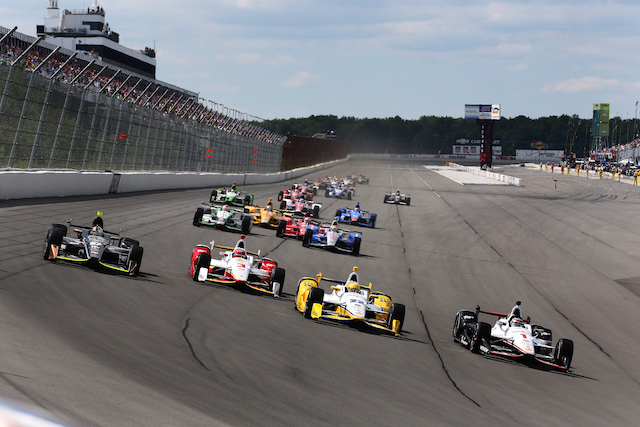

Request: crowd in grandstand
left=0, top=37, right=283, bottom=145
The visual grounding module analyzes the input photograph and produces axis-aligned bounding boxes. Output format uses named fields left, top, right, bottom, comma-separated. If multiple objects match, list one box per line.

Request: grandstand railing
left=0, top=26, right=285, bottom=173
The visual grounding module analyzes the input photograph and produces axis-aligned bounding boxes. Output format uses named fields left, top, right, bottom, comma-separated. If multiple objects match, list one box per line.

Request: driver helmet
left=90, top=225, right=104, bottom=236
left=354, top=203, right=360, bottom=212
left=331, top=222, right=338, bottom=231
left=222, top=204, right=230, bottom=212
left=233, top=247, right=246, bottom=258
left=396, top=189, right=401, bottom=194
left=345, top=282, right=360, bottom=294
left=510, top=317, right=525, bottom=328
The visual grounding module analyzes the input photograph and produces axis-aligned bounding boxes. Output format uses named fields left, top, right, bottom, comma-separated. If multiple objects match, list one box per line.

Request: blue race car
left=335, top=202, right=377, bottom=228
left=324, top=185, right=354, bottom=200
left=302, top=219, right=362, bottom=256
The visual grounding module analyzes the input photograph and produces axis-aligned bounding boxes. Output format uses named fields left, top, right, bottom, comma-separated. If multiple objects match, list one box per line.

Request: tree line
left=260, top=114, right=639, bottom=157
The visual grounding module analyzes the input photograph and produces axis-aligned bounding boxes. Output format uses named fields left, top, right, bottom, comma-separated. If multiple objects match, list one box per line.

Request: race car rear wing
left=476, top=305, right=530, bottom=322
left=67, top=220, right=120, bottom=237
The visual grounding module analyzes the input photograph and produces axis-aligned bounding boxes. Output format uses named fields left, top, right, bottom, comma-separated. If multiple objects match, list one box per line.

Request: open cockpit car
left=383, top=192, right=411, bottom=205
left=276, top=215, right=320, bottom=239
left=324, top=185, right=355, bottom=200
left=43, top=222, right=143, bottom=276
left=335, top=203, right=376, bottom=228
left=243, top=198, right=289, bottom=229
left=193, top=203, right=253, bottom=234
left=452, top=305, right=574, bottom=371
left=189, top=235, right=285, bottom=297
left=295, top=267, right=405, bottom=336
left=210, top=184, right=254, bottom=207
left=301, top=220, right=362, bottom=256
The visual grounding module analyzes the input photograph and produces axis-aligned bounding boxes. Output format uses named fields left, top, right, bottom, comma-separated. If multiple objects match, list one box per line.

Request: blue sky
left=4, top=0, right=640, bottom=121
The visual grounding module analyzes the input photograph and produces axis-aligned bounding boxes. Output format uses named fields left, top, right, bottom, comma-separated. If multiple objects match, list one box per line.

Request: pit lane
left=0, top=157, right=639, bottom=426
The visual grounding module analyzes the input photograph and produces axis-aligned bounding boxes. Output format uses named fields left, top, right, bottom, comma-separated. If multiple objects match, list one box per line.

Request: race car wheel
left=278, top=191, right=284, bottom=201
left=43, top=225, right=66, bottom=260
left=313, top=188, right=317, bottom=195
left=244, top=195, right=252, bottom=206
left=128, top=245, right=143, bottom=277
left=452, top=310, right=476, bottom=342
left=347, top=191, right=352, bottom=200
left=305, top=193, right=312, bottom=201
left=325, top=189, right=330, bottom=197
left=241, top=215, right=252, bottom=234
left=192, top=252, right=211, bottom=281
left=119, top=237, right=139, bottom=249
left=335, top=209, right=342, bottom=219
left=370, top=214, right=377, bottom=228
left=383, top=195, right=388, bottom=203
left=406, top=197, right=411, bottom=206
left=313, top=205, right=320, bottom=218
left=276, top=219, right=287, bottom=237
left=303, top=287, right=324, bottom=319
left=387, top=303, right=405, bottom=333
left=554, top=338, right=574, bottom=370
left=271, top=267, right=285, bottom=297
left=470, top=322, right=491, bottom=354
left=193, top=207, right=204, bottom=226
left=210, top=190, right=217, bottom=203
left=352, top=237, right=361, bottom=256
left=302, top=229, right=313, bottom=247
left=280, top=200, right=287, bottom=210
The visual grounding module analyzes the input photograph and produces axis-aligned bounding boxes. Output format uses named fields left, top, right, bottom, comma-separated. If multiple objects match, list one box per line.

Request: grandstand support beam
left=0, top=26, right=18, bottom=46
left=70, top=59, right=96, bottom=85
left=50, top=51, right=77, bottom=80
left=133, top=82, right=153, bottom=104
left=84, top=65, right=108, bottom=90
left=99, top=69, right=121, bottom=94
left=10, top=35, right=44, bottom=66
left=120, top=75, right=141, bottom=99
left=153, top=89, right=169, bottom=111
left=32, top=45, right=61, bottom=74
left=112, top=73, right=131, bottom=96
left=159, top=92, right=177, bottom=112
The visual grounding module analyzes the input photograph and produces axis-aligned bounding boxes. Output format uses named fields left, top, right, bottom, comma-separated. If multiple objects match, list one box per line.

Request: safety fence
left=0, top=27, right=285, bottom=173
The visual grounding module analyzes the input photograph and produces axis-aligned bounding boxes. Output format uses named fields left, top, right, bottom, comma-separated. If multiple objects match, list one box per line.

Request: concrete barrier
left=0, top=158, right=347, bottom=200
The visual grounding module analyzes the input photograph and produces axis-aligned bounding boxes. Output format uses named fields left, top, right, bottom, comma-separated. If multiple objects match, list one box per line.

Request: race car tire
left=280, top=200, right=287, bottom=210
left=244, top=195, right=252, bottom=206
left=347, top=191, right=352, bottom=200
left=313, top=205, right=320, bottom=218
left=302, top=229, right=313, bottom=247
left=352, top=237, right=361, bottom=256
left=210, top=190, right=217, bottom=203
left=388, top=303, right=405, bottom=333
left=452, top=310, right=476, bottom=342
left=128, top=245, right=143, bottom=277
left=241, top=215, right=252, bottom=234
left=305, top=193, right=312, bottom=201
left=325, top=189, right=330, bottom=197
left=313, top=188, right=317, bottom=195
left=470, top=322, right=491, bottom=354
left=192, top=252, right=211, bottom=281
left=303, top=287, right=324, bottom=319
left=335, top=209, right=342, bottom=219
left=119, top=237, right=139, bottom=249
left=271, top=267, right=285, bottom=297
left=383, top=195, right=388, bottom=203
left=43, top=226, right=66, bottom=260
left=278, top=191, right=284, bottom=201
left=406, top=197, right=411, bottom=206
left=370, top=214, right=377, bottom=228
left=554, top=338, right=574, bottom=370
left=276, top=219, right=287, bottom=237
left=193, top=207, right=204, bottom=226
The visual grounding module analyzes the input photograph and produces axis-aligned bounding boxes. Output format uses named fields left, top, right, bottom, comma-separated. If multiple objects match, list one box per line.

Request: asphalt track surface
left=1, top=157, right=640, bottom=426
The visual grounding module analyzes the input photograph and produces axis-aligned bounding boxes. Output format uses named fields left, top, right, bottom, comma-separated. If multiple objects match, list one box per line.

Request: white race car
left=295, top=267, right=405, bottom=336
left=189, top=234, right=285, bottom=297
left=452, top=302, right=574, bottom=371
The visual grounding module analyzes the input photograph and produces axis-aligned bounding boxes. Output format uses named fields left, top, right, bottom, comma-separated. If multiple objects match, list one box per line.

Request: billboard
left=465, top=104, right=501, bottom=120
left=593, top=103, right=609, bottom=137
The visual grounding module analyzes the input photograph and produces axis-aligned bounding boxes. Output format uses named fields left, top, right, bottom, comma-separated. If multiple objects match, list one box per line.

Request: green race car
left=210, top=182, right=254, bottom=207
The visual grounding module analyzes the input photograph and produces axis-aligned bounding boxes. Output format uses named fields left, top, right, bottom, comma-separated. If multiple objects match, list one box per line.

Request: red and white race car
left=278, top=182, right=316, bottom=202
left=278, top=197, right=322, bottom=217
left=189, top=234, right=285, bottom=297
left=276, top=214, right=324, bottom=239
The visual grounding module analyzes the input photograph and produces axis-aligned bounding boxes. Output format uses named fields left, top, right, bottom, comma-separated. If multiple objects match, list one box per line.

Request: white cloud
left=280, top=72, right=319, bottom=89
left=541, top=76, right=619, bottom=93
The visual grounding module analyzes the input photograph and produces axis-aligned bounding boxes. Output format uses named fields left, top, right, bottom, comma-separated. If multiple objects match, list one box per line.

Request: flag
left=206, top=148, right=214, bottom=152
left=206, top=155, right=213, bottom=158
left=119, top=134, right=129, bottom=139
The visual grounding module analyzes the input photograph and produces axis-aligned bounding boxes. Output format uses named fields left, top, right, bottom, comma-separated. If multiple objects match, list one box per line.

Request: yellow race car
left=295, top=267, right=405, bottom=336
left=244, top=198, right=290, bottom=229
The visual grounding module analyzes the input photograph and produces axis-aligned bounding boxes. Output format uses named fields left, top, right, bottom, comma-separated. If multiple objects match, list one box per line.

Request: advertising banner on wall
left=464, top=104, right=501, bottom=120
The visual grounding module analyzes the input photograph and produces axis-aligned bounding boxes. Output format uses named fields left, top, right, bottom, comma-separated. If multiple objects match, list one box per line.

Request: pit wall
left=0, top=158, right=347, bottom=200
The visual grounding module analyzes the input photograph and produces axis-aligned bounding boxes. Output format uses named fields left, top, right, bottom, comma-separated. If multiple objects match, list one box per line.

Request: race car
left=189, top=234, right=285, bottom=297
left=277, top=183, right=315, bottom=202
left=243, top=198, right=287, bottom=229
left=335, top=202, right=376, bottom=228
left=302, top=219, right=362, bottom=256
left=295, top=267, right=405, bottom=336
left=276, top=214, right=320, bottom=239
left=452, top=302, right=574, bottom=371
left=43, top=214, right=143, bottom=277
left=383, top=191, right=410, bottom=205
left=279, top=197, right=322, bottom=218
left=193, top=203, right=253, bottom=234
left=325, top=185, right=354, bottom=200
left=210, top=183, right=254, bottom=207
